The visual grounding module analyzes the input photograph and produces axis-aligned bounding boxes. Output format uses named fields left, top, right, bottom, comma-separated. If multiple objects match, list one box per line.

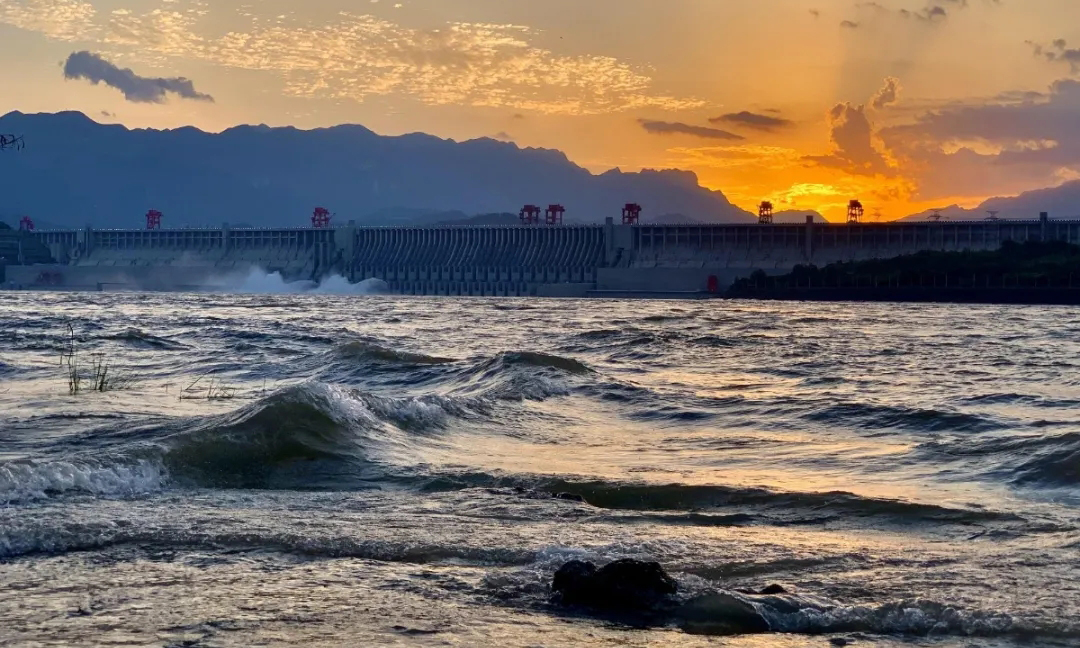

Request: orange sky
left=4, top=0, right=1080, bottom=220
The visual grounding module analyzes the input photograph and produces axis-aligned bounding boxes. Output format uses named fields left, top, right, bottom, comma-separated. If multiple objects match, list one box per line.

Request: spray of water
left=207, top=268, right=389, bottom=295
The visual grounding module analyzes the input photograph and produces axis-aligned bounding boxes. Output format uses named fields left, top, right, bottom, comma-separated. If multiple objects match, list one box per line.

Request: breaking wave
left=0, top=383, right=484, bottom=501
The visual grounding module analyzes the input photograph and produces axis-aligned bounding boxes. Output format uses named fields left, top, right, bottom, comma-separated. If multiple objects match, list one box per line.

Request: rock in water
left=676, top=593, right=770, bottom=636
left=552, top=559, right=678, bottom=611
left=551, top=560, right=598, bottom=602
left=759, top=584, right=788, bottom=595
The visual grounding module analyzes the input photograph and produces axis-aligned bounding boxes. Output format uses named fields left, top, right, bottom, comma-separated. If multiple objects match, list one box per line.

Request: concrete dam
left=9, top=213, right=1080, bottom=296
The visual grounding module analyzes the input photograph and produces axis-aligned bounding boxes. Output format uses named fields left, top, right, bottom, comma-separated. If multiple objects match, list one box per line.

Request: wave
left=959, top=392, right=1080, bottom=408
left=0, top=383, right=485, bottom=500
left=330, top=340, right=456, bottom=366
left=751, top=595, right=1048, bottom=639
left=918, top=431, right=1080, bottom=487
left=1009, top=433, right=1080, bottom=487
left=804, top=402, right=1005, bottom=433
left=102, top=328, right=189, bottom=350
left=0, top=457, right=165, bottom=505
left=0, top=519, right=540, bottom=564
left=447, top=351, right=595, bottom=401
left=420, top=476, right=1022, bottom=527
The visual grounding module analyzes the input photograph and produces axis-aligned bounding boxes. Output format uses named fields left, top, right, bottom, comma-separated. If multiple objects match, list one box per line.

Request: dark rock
left=552, top=560, right=597, bottom=601
left=829, top=638, right=851, bottom=647
left=554, top=492, right=585, bottom=502
left=552, top=559, right=677, bottom=611
left=677, top=593, right=771, bottom=636
left=759, top=584, right=788, bottom=595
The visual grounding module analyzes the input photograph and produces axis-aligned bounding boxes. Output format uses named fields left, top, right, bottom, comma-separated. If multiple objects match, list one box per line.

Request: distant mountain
left=0, top=111, right=755, bottom=229
left=901, top=182, right=1080, bottom=222
left=435, top=212, right=519, bottom=227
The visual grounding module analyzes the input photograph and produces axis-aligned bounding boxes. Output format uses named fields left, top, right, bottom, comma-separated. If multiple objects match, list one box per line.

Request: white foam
left=0, top=458, right=166, bottom=504
left=206, top=268, right=388, bottom=295
left=759, top=597, right=1016, bottom=636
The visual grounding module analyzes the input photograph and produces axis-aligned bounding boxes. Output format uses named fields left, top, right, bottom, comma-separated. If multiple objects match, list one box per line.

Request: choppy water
left=1, top=292, right=1078, bottom=647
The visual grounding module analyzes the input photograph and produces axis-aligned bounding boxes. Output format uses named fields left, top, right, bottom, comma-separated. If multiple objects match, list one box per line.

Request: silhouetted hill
left=901, top=183, right=1080, bottom=222
left=0, top=111, right=755, bottom=229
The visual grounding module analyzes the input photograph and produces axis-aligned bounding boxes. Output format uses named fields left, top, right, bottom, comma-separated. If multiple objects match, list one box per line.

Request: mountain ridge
left=0, top=111, right=754, bottom=229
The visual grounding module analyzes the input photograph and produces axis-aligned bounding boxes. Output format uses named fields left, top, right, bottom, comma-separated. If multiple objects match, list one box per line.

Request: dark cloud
left=1029, top=39, right=1080, bottom=73
left=804, top=78, right=902, bottom=176
left=881, top=79, right=1080, bottom=199
left=899, top=5, right=948, bottom=21
left=840, top=20, right=860, bottom=28
left=637, top=119, right=743, bottom=140
left=492, top=131, right=514, bottom=141
left=809, top=8, right=821, bottom=18
left=709, top=111, right=793, bottom=131
left=871, top=76, right=902, bottom=109
left=511, top=113, right=525, bottom=120
left=63, top=51, right=214, bottom=104
left=804, top=102, right=893, bottom=175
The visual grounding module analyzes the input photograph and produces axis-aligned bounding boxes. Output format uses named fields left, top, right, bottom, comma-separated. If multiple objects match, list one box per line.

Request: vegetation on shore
left=729, top=240, right=1080, bottom=295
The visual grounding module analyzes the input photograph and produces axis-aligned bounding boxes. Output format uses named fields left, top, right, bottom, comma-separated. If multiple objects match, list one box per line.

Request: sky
left=3, top=0, right=1080, bottom=221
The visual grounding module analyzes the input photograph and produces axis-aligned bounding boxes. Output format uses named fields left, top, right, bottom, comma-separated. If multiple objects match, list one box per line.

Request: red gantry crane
left=545, top=204, right=565, bottom=225
left=312, top=207, right=332, bottom=228
left=519, top=204, right=542, bottom=225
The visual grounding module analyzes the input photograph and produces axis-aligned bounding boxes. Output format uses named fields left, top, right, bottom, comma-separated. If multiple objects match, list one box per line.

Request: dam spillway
left=10, top=213, right=1080, bottom=295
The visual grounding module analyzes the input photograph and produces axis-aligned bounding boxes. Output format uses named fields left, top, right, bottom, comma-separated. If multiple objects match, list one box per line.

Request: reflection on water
left=1, top=292, right=1078, bottom=646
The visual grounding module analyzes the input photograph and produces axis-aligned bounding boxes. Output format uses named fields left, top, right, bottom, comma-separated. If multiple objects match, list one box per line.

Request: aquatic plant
left=179, top=373, right=239, bottom=401
left=60, top=322, right=132, bottom=395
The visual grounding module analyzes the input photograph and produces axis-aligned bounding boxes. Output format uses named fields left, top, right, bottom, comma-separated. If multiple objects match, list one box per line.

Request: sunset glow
left=3, top=0, right=1080, bottom=220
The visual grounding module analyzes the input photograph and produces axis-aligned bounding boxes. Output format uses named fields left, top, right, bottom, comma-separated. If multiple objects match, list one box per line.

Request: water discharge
left=205, top=267, right=390, bottom=295
left=1, top=293, right=1078, bottom=647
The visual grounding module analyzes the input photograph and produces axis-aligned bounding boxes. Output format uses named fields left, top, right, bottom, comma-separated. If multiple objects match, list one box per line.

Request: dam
left=6, top=212, right=1080, bottom=296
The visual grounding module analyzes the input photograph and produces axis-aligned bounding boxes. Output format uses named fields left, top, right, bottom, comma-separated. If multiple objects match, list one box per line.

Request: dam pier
left=6, top=212, right=1080, bottom=296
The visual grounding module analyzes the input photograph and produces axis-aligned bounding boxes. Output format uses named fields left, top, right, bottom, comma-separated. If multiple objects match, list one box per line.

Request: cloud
left=871, top=76, right=902, bottom=109
left=63, top=51, right=213, bottom=103
left=1029, top=39, right=1080, bottom=73
left=880, top=79, right=1080, bottom=200
left=0, top=0, right=95, bottom=41
left=898, top=5, right=948, bottom=21
left=805, top=103, right=893, bottom=175
left=853, top=0, right=989, bottom=26
left=492, top=131, right=514, bottom=141
left=840, top=20, right=860, bottom=29
left=710, top=111, right=793, bottom=132
left=638, top=119, right=743, bottom=140
left=1, top=2, right=703, bottom=116
left=805, top=78, right=903, bottom=176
